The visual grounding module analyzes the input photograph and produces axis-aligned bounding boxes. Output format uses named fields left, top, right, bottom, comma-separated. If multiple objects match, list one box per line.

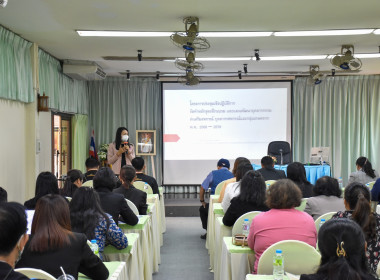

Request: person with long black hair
left=300, top=219, right=377, bottom=280
left=348, top=156, right=379, bottom=185
left=60, top=169, right=83, bottom=197
left=24, top=172, right=59, bottom=210
left=70, top=187, right=128, bottom=260
left=107, top=127, right=135, bottom=175
left=222, top=170, right=269, bottom=227
left=332, top=182, right=380, bottom=274
left=287, top=162, right=314, bottom=198
left=16, top=195, right=108, bottom=279
left=114, top=165, right=148, bottom=215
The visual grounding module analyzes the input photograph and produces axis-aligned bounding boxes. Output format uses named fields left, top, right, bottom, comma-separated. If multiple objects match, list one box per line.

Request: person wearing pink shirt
left=247, top=179, right=317, bottom=273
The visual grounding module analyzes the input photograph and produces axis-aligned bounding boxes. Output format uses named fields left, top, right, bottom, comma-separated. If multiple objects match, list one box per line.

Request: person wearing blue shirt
left=199, top=158, right=233, bottom=239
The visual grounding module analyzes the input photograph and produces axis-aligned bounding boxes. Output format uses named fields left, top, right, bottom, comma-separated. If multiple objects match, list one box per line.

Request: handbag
left=232, top=234, right=248, bottom=247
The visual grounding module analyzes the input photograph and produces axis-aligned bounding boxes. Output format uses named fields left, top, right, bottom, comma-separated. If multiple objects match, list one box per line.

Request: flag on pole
left=89, top=129, right=98, bottom=159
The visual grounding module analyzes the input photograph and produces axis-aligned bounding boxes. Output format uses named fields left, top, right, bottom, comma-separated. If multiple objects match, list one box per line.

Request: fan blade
left=350, top=61, right=360, bottom=68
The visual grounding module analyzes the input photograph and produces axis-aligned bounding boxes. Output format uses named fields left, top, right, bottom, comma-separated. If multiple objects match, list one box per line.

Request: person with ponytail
left=332, top=182, right=380, bottom=274
left=348, top=156, right=379, bottom=185
left=60, top=169, right=84, bottom=197
left=300, top=219, right=377, bottom=280
left=113, top=165, right=147, bottom=215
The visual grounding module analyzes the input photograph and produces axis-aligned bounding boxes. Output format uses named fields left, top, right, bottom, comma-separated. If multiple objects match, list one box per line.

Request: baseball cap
left=217, top=158, right=230, bottom=169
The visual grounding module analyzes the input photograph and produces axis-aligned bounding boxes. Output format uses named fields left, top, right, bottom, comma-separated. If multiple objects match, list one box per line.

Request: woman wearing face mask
left=107, top=127, right=135, bottom=176
left=0, top=202, right=29, bottom=280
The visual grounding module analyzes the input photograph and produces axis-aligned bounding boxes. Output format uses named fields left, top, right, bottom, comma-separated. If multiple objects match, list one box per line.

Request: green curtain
left=293, top=75, right=380, bottom=185
left=88, top=77, right=162, bottom=184
left=72, top=114, right=89, bottom=173
left=39, top=50, right=89, bottom=114
left=0, top=26, right=33, bottom=102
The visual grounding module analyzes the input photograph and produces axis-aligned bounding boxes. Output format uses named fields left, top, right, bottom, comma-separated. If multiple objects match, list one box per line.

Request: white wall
left=38, top=112, right=52, bottom=172
left=0, top=99, right=29, bottom=203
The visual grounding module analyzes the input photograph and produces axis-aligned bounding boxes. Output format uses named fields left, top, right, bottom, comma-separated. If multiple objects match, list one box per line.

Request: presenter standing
left=107, top=127, right=135, bottom=175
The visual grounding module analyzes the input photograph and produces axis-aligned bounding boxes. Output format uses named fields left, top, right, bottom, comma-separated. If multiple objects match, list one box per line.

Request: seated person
left=287, top=162, right=313, bottom=198
left=132, top=157, right=159, bottom=196
left=84, top=157, right=100, bottom=182
left=301, top=219, right=377, bottom=280
left=93, top=167, right=138, bottom=226
left=0, top=202, right=30, bottom=280
left=218, top=157, right=250, bottom=203
left=256, top=156, right=286, bottom=181
left=24, top=172, right=59, bottom=210
left=332, top=182, right=380, bottom=274
left=221, top=162, right=253, bottom=213
left=16, top=195, right=109, bottom=280
left=348, top=156, right=379, bottom=185
left=0, top=187, right=7, bottom=202
left=304, top=176, right=345, bottom=220
left=114, top=165, right=148, bottom=215
left=70, top=187, right=128, bottom=260
left=370, top=177, right=380, bottom=203
left=247, top=179, right=317, bottom=273
left=199, top=158, right=234, bottom=239
left=223, top=170, right=269, bottom=227
left=60, top=169, right=83, bottom=197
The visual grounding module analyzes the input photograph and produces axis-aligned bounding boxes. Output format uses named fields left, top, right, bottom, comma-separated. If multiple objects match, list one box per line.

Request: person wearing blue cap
left=199, top=158, right=233, bottom=239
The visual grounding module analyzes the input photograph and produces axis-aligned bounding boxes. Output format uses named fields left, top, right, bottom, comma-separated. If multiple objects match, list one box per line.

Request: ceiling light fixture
left=238, top=71, right=242, bottom=79
left=76, top=31, right=172, bottom=37
left=199, top=32, right=272, bottom=37
left=243, top=64, right=248, bottom=74
left=254, top=49, right=260, bottom=61
left=373, top=29, right=380, bottom=34
left=196, top=57, right=251, bottom=61
left=137, top=50, right=142, bottom=61
left=261, top=55, right=327, bottom=61
left=274, top=29, right=374, bottom=36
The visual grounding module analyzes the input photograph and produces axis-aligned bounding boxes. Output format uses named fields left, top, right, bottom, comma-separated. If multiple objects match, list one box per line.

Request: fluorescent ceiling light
left=373, top=29, right=380, bottom=34
left=354, top=53, right=380, bottom=58
left=199, top=32, right=272, bottom=37
left=274, top=29, right=374, bottom=36
left=261, top=55, right=327, bottom=61
left=76, top=31, right=172, bottom=37
left=196, top=57, right=251, bottom=61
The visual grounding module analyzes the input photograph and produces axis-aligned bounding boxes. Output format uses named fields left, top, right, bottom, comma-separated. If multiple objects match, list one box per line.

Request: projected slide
left=163, top=82, right=292, bottom=184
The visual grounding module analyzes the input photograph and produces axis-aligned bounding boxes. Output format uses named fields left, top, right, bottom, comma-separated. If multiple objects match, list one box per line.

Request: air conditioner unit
left=63, top=63, right=106, bottom=80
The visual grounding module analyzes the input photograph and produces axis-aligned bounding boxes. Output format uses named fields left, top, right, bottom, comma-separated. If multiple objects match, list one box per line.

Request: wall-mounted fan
left=175, top=50, right=204, bottom=72
left=308, top=65, right=326, bottom=85
left=330, top=45, right=362, bottom=71
left=178, top=69, right=200, bottom=86
left=170, top=17, right=210, bottom=52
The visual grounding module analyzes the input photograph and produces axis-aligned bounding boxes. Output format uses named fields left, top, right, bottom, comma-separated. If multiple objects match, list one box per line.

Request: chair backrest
left=232, top=211, right=262, bottom=236
left=257, top=240, right=321, bottom=275
left=82, top=180, right=93, bottom=187
left=314, top=211, right=336, bottom=232
left=214, top=181, right=225, bottom=195
left=125, top=199, right=139, bottom=216
left=15, top=268, right=57, bottom=280
left=366, top=181, right=376, bottom=191
left=133, top=181, right=153, bottom=194
left=65, top=196, right=72, bottom=202
left=268, top=141, right=292, bottom=164
left=265, top=180, right=277, bottom=188
left=295, top=198, right=308, bottom=211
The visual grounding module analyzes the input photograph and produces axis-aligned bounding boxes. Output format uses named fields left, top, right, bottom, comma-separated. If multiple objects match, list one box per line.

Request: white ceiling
left=1, top=0, right=380, bottom=78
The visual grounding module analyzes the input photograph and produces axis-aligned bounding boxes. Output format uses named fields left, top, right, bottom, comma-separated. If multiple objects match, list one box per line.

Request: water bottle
left=338, top=177, right=343, bottom=190
left=273, top=249, right=284, bottom=280
left=90, top=239, right=99, bottom=256
left=319, top=218, right=326, bottom=229
left=242, top=218, right=250, bottom=237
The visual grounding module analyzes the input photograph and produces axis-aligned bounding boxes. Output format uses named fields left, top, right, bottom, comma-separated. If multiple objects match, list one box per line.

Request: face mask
left=121, top=135, right=129, bottom=142
left=15, top=235, right=25, bottom=265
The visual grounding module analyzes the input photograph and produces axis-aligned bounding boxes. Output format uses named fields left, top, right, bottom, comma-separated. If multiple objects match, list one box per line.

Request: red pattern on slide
left=163, top=134, right=180, bottom=142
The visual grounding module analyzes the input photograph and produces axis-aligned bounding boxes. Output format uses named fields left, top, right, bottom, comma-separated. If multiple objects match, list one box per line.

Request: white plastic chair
left=125, top=199, right=139, bottom=216
left=214, top=181, right=225, bottom=195
left=232, top=211, right=262, bottom=236
left=265, top=180, right=277, bottom=188
left=366, top=181, right=376, bottom=191
left=82, top=180, right=93, bottom=187
left=133, top=181, right=153, bottom=194
left=65, top=196, right=72, bottom=202
left=295, top=198, right=308, bottom=211
left=315, top=211, right=336, bottom=232
left=257, top=240, right=321, bottom=275
left=15, top=268, right=57, bottom=280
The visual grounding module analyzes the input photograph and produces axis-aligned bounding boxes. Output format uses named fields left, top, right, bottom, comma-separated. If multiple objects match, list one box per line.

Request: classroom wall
left=0, top=99, right=29, bottom=203
left=38, top=111, right=52, bottom=172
